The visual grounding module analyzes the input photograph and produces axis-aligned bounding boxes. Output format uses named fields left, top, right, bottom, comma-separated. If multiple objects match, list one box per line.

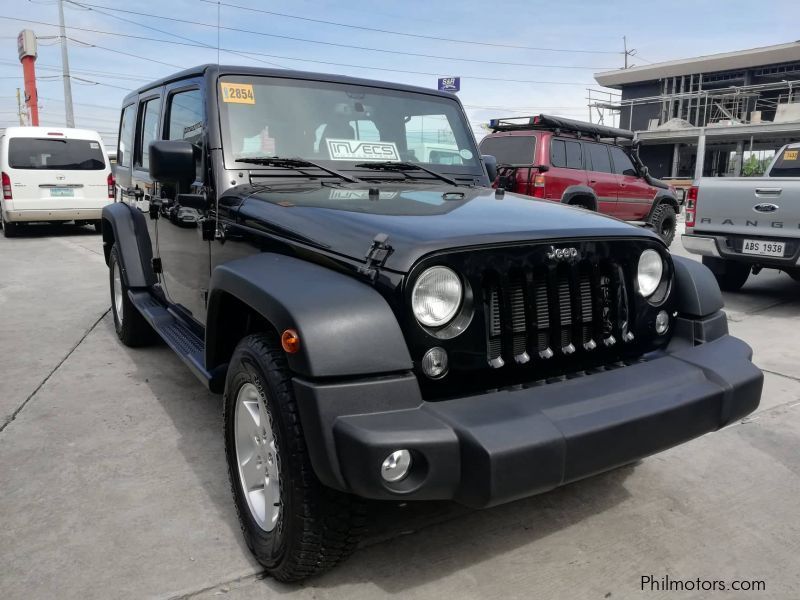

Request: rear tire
left=702, top=257, right=750, bottom=292
left=224, top=334, right=364, bottom=582
left=648, top=203, right=677, bottom=247
left=109, top=244, right=156, bottom=346
left=2, top=215, right=19, bottom=238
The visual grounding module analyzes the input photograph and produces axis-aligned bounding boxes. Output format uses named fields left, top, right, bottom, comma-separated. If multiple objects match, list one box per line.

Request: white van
left=0, top=126, right=114, bottom=237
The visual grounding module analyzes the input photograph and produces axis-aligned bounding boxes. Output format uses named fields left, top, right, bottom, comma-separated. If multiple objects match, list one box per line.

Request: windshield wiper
left=354, top=161, right=459, bottom=186
left=235, top=156, right=362, bottom=183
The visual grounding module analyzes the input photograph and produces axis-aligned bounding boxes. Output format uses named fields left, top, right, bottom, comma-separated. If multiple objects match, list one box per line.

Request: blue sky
left=1, top=0, right=799, bottom=147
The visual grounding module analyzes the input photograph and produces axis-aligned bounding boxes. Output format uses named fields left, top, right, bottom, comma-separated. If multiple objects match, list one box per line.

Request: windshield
left=218, top=76, right=479, bottom=171
left=8, top=138, right=105, bottom=170
left=479, top=135, right=536, bottom=166
left=769, top=147, right=800, bottom=177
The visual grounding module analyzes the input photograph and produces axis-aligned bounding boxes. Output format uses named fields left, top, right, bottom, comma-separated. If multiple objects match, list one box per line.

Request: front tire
left=702, top=256, right=750, bottom=292
left=648, top=203, right=677, bottom=247
left=109, top=244, right=155, bottom=346
left=224, top=334, right=364, bottom=582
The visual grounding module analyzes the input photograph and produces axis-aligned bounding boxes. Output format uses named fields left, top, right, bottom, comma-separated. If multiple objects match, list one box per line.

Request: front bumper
left=294, top=318, right=762, bottom=508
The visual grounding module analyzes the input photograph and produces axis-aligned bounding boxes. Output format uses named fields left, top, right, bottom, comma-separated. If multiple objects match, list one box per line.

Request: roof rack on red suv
left=488, top=114, right=635, bottom=141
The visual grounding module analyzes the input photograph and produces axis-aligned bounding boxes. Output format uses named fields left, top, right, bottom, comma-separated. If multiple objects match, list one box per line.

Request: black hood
left=232, top=182, right=659, bottom=272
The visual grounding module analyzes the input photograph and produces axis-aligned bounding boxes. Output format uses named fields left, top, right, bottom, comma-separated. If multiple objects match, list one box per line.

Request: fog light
left=421, top=347, right=448, bottom=379
left=655, top=310, right=669, bottom=335
left=381, top=449, right=412, bottom=482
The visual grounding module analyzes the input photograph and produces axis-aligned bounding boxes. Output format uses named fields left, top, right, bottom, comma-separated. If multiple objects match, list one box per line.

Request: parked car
left=479, top=115, right=680, bottom=245
left=102, top=65, right=762, bottom=581
left=0, top=126, right=114, bottom=237
left=682, top=142, right=800, bottom=290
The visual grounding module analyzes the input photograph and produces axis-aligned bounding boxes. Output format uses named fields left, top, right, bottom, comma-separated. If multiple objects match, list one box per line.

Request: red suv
left=479, top=115, right=679, bottom=245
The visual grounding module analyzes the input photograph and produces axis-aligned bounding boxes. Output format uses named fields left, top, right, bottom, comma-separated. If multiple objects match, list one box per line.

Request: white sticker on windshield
left=459, top=149, right=473, bottom=160
left=90, top=142, right=100, bottom=149
left=326, top=139, right=400, bottom=162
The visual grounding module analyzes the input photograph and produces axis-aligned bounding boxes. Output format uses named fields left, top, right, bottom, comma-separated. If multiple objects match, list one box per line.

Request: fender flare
left=101, top=202, right=156, bottom=288
left=645, top=191, right=680, bottom=221
left=206, top=253, right=413, bottom=378
left=672, top=255, right=723, bottom=317
left=560, top=185, right=598, bottom=211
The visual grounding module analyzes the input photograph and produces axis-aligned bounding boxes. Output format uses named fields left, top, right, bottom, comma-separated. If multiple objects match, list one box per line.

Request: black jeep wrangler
left=103, top=65, right=762, bottom=582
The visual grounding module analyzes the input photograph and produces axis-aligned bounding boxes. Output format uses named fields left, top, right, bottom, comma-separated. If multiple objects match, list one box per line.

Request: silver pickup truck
left=682, top=142, right=800, bottom=290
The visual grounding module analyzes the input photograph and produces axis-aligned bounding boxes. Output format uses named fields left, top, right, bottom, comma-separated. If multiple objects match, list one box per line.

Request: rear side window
left=550, top=139, right=583, bottom=169
left=769, top=147, right=800, bottom=177
left=565, top=140, right=583, bottom=169
left=586, top=143, right=612, bottom=173
left=479, top=135, right=535, bottom=165
left=609, top=146, right=637, bottom=176
left=8, top=138, right=105, bottom=170
left=118, top=104, right=135, bottom=168
left=136, top=96, right=162, bottom=169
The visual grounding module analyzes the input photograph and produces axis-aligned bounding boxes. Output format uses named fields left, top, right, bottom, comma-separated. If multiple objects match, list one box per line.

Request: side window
left=550, top=139, right=566, bottom=168
left=586, top=143, right=612, bottom=173
left=166, top=88, right=204, bottom=179
left=135, top=96, right=162, bottom=170
left=117, top=104, right=135, bottom=168
left=565, top=141, right=583, bottom=169
left=610, top=146, right=637, bottom=176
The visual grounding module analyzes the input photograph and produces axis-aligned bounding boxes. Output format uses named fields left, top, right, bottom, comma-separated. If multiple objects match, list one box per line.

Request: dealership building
left=593, top=42, right=800, bottom=179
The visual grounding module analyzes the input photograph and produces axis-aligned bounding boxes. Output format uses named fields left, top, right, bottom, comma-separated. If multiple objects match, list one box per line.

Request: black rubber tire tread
left=568, top=197, right=596, bottom=211
left=648, top=203, right=677, bottom=247
left=223, top=333, right=365, bottom=582
left=109, top=244, right=156, bottom=347
left=702, top=257, right=750, bottom=292
left=2, top=218, right=19, bottom=238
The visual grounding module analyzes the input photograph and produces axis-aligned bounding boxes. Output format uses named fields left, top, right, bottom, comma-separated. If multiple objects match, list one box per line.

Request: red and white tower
left=17, top=29, right=39, bottom=126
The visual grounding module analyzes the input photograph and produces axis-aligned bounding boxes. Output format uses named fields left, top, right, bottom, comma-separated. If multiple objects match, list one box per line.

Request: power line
left=65, top=0, right=287, bottom=70
left=66, top=1, right=616, bottom=69
left=195, top=0, right=621, bottom=55
left=0, top=15, right=593, bottom=86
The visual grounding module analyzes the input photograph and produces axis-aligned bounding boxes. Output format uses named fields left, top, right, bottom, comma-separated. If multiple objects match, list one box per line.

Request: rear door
left=609, top=145, right=654, bottom=220
left=5, top=135, right=109, bottom=209
left=584, top=142, right=618, bottom=216
left=547, top=137, right=587, bottom=201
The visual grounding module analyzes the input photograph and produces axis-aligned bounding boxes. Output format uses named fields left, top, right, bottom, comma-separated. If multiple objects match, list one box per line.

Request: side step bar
left=128, top=290, right=225, bottom=392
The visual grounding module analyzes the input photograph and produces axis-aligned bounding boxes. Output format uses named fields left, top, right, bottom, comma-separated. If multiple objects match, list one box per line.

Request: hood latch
left=358, top=233, right=393, bottom=282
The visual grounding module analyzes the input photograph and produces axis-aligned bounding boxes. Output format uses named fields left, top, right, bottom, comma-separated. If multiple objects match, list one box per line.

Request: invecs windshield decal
left=326, top=139, right=400, bottom=162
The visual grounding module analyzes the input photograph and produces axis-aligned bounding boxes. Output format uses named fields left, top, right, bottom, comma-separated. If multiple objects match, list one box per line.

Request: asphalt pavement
left=1, top=220, right=798, bottom=599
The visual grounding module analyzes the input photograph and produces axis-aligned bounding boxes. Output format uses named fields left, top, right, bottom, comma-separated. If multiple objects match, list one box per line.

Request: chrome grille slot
left=481, top=254, right=634, bottom=368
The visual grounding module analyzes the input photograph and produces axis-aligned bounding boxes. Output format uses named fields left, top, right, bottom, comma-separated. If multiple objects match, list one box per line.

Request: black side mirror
left=149, top=140, right=195, bottom=188
left=482, top=154, right=498, bottom=182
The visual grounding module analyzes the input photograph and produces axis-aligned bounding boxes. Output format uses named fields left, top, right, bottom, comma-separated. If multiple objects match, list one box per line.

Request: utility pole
left=623, top=36, right=628, bottom=69
left=16, top=88, right=26, bottom=125
left=58, top=0, right=75, bottom=128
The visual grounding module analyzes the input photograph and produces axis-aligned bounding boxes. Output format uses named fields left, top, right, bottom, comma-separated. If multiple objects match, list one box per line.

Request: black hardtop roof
left=122, top=64, right=459, bottom=105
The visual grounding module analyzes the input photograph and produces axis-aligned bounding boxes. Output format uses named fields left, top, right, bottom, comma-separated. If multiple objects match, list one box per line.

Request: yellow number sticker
left=220, top=82, right=255, bottom=104
left=784, top=150, right=798, bottom=161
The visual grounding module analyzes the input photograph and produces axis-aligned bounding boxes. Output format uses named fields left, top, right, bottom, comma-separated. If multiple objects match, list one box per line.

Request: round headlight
left=412, top=266, right=462, bottom=327
left=637, top=249, right=664, bottom=297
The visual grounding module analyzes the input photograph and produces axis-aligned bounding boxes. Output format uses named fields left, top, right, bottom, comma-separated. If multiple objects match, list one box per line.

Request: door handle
left=755, top=188, right=782, bottom=196
left=589, top=179, right=597, bottom=184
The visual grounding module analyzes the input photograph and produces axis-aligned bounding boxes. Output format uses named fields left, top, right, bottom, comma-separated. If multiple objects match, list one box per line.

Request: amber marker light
left=281, top=329, right=301, bottom=354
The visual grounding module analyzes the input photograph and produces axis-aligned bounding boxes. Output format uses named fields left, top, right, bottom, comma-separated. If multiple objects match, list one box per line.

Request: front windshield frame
left=215, top=74, right=483, bottom=178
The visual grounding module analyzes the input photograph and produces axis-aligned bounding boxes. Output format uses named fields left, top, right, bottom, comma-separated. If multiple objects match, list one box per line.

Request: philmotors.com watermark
left=641, top=574, right=766, bottom=593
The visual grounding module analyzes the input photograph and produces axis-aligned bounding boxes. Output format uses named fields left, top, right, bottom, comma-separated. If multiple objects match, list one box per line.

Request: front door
left=609, top=145, right=654, bottom=221
left=152, top=81, right=210, bottom=325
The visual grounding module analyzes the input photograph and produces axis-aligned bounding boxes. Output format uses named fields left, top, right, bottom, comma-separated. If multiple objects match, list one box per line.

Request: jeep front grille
left=483, top=260, right=633, bottom=368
